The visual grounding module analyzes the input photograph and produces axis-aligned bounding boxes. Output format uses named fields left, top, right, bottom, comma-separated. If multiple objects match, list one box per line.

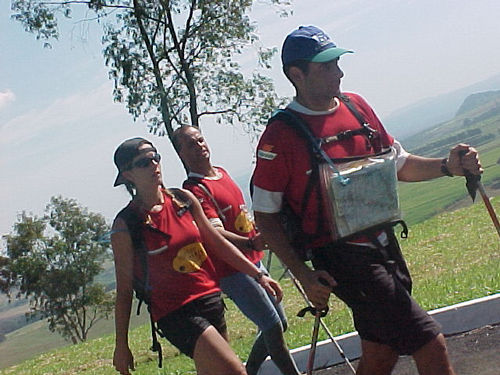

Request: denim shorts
left=312, top=238, right=441, bottom=355
left=219, top=261, right=287, bottom=332
left=156, top=292, right=226, bottom=358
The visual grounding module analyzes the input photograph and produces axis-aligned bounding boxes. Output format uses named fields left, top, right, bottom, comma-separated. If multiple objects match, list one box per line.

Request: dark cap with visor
left=113, top=137, right=157, bottom=187
left=281, top=25, right=353, bottom=66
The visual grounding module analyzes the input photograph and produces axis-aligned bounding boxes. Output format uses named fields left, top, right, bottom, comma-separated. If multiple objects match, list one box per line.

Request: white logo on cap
left=312, top=33, right=331, bottom=47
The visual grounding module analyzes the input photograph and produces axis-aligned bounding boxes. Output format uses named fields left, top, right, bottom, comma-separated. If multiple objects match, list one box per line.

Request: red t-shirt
left=183, top=167, right=263, bottom=278
left=127, top=191, right=220, bottom=321
left=252, top=93, right=394, bottom=248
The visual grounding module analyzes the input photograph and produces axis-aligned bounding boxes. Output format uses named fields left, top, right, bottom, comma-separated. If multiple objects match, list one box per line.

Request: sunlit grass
left=1, top=198, right=498, bottom=374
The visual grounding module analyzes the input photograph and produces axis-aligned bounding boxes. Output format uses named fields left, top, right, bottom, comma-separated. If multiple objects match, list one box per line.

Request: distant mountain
left=399, top=89, right=500, bottom=157
left=382, top=73, right=500, bottom=140
left=456, top=90, right=500, bottom=116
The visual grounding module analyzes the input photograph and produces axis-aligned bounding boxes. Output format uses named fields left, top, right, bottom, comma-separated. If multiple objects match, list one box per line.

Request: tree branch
left=198, top=108, right=236, bottom=117
left=132, top=0, right=174, bottom=137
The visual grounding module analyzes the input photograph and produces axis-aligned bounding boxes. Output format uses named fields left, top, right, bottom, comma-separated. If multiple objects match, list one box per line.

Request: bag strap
left=271, top=109, right=350, bottom=185
left=184, top=178, right=227, bottom=223
left=338, top=95, right=375, bottom=135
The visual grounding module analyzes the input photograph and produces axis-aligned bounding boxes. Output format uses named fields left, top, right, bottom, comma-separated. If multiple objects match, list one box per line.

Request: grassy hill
left=0, top=196, right=498, bottom=374
left=397, top=90, right=500, bottom=226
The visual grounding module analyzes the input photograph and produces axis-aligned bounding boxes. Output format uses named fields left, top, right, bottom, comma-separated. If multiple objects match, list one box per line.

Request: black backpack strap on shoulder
left=184, top=178, right=226, bottom=223
left=338, top=94, right=379, bottom=141
left=271, top=109, right=349, bottom=185
left=269, top=110, right=338, bottom=242
left=270, top=109, right=322, bottom=162
left=270, top=109, right=322, bottom=218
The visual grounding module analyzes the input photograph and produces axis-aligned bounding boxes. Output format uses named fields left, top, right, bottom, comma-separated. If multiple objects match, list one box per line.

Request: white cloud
left=0, top=89, right=16, bottom=110
left=0, top=82, right=124, bottom=148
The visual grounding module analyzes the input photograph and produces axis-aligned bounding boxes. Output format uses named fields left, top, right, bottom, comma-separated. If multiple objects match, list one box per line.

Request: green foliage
left=11, top=0, right=290, bottom=140
left=1, top=196, right=113, bottom=344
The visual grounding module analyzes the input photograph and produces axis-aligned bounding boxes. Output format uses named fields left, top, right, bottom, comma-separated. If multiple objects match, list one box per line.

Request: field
left=0, top=196, right=498, bottom=374
left=399, top=139, right=500, bottom=225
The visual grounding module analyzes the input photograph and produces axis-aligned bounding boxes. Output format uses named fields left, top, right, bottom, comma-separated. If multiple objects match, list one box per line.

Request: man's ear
left=287, top=66, right=304, bottom=86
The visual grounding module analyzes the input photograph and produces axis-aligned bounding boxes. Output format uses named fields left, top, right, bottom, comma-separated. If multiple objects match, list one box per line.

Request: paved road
left=315, top=324, right=499, bottom=375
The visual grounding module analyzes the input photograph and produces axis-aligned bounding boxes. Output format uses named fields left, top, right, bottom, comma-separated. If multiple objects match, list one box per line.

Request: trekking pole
left=297, top=305, right=328, bottom=375
left=459, top=151, right=500, bottom=238
left=289, top=271, right=356, bottom=374
left=265, top=248, right=273, bottom=271
left=476, top=181, right=500, bottom=238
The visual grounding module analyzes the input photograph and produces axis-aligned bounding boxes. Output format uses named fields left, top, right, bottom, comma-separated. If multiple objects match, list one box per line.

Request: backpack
left=116, top=188, right=192, bottom=368
left=258, top=94, right=407, bottom=259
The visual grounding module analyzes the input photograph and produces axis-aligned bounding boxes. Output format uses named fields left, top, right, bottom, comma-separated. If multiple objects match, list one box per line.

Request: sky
left=1, top=0, right=500, bottom=240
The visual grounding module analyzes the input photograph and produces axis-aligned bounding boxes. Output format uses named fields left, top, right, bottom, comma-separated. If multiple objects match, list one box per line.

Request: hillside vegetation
left=0, top=196, right=498, bottom=374
left=398, top=90, right=500, bottom=225
left=0, top=90, right=499, bottom=372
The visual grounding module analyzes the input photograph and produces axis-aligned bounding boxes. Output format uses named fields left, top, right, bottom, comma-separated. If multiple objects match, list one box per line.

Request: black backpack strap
left=150, top=314, right=163, bottom=368
left=270, top=109, right=348, bottom=185
left=165, top=188, right=192, bottom=216
left=268, top=110, right=334, bottom=244
left=339, top=95, right=378, bottom=137
left=269, top=109, right=322, bottom=161
left=184, top=178, right=226, bottom=223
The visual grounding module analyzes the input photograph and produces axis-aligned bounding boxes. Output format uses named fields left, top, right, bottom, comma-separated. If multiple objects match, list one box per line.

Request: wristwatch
left=441, top=158, right=453, bottom=177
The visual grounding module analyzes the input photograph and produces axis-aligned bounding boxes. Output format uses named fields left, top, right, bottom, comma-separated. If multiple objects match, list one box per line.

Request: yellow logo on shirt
left=173, top=242, right=208, bottom=273
left=234, top=206, right=254, bottom=234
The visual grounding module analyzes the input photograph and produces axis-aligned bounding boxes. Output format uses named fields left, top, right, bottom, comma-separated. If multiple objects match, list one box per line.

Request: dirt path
left=316, top=324, right=499, bottom=375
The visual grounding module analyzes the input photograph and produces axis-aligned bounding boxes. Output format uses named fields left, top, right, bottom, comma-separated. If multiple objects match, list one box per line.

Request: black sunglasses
left=129, top=153, right=161, bottom=169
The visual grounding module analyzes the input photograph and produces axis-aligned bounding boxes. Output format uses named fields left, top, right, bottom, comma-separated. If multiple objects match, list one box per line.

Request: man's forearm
left=397, top=155, right=444, bottom=182
left=254, top=212, right=312, bottom=279
left=398, top=144, right=482, bottom=182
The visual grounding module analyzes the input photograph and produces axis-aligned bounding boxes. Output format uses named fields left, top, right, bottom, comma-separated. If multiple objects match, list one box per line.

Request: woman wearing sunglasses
left=111, top=137, right=282, bottom=375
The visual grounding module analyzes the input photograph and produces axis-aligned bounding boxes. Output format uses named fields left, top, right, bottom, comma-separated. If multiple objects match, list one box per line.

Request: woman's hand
left=258, top=274, right=283, bottom=303
left=113, top=344, right=135, bottom=375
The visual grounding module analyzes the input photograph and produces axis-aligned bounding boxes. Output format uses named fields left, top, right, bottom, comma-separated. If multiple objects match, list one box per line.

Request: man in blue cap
left=252, top=25, right=482, bottom=375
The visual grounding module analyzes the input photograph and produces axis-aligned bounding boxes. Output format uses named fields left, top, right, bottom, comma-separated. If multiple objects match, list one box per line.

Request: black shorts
left=156, top=292, right=227, bottom=358
left=312, top=235, right=441, bottom=355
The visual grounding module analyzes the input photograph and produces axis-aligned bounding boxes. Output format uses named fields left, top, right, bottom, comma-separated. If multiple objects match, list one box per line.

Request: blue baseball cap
left=281, top=26, right=353, bottom=66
